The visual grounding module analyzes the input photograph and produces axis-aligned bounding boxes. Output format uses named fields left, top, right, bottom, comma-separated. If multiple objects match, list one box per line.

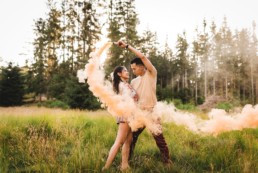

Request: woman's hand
left=133, top=94, right=139, bottom=102
left=114, top=40, right=128, bottom=49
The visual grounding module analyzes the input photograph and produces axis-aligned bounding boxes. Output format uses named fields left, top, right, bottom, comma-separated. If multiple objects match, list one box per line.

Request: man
left=115, top=40, right=172, bottom=164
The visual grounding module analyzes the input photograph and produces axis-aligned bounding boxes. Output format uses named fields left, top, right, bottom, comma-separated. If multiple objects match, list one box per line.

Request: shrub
left=176, top=103, right=197, bottom=111
left=63, top=76, right=101, bottom=110
left=38, top=100, right=70, bottom=110
left=216, top=102, right=233, bottom=112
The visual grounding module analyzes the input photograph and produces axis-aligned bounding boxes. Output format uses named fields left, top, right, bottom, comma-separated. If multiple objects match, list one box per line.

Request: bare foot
left=102, top=167, right=107, bottom=172
left=120, top=165, right=131, bottom=172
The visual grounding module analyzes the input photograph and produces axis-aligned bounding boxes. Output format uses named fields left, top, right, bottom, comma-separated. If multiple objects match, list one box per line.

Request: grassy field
left=0, top=107, right=258, bottom=173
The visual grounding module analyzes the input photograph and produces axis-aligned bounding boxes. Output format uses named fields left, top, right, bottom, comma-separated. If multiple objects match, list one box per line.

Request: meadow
left=0, top=107, right=257, bottom=173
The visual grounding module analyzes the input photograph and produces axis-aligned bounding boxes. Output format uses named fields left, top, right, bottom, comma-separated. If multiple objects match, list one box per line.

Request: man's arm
left=115, top=40, right=157, bottom=75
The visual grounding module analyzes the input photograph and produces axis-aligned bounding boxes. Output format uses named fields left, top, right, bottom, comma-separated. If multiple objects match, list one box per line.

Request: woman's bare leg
left=121, top=128, right=132, bottom=170
left=103, top=123, right=130, bottom=170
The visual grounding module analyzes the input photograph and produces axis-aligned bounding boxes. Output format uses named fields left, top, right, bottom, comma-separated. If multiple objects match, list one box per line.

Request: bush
left=176, top=103, right=198, bottom=111
left=170, top=99, right=198, bottom=111
left=197, top=96, right=205, bottom=105
left=171, top=99, right=182, bottom=107
left=156, top=85, right=173, bottom=101
left=216, top=102, right=233, bottom=112
left=37, top=100, right=70, bottom=110
left=64, top=77, right=101, bottom=110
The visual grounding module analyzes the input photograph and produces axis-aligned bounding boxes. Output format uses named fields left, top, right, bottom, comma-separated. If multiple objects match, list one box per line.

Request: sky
left=135, top=0, right=258, bottom=46
left=0, top=0, right=257, bottom=66
left=0, top=0, right=47, bottom=66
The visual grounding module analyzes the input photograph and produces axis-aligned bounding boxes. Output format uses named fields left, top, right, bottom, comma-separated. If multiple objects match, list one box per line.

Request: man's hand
left=113, top=40, right=127, bottom=49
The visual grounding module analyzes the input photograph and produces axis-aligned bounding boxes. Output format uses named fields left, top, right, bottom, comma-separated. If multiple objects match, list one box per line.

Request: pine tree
left=213, top=17, right=235, bottom=100
left=175, top=32, right=189, bottom=91
left=32, top=18, right=48, bottom=102
left=76, top=0, right=102, bottom=69
left=0, top=63, right=24, bottom=106
left=45, top=1, right=63, bottom=99
left=250, top=21, right=258, bottom=104
left=105, top=0, right=139, bottom=75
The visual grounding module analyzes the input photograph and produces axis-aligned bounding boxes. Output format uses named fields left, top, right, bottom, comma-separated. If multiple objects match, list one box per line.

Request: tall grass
left=0, top=107, right=257, bottom=172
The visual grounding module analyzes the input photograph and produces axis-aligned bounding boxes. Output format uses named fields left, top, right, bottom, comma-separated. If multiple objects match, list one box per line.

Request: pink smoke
left=84, top=42, right=162, bottom=134
left=199, top=104, right=258, bottom=135
left=82, top=42, right=258, bottom=136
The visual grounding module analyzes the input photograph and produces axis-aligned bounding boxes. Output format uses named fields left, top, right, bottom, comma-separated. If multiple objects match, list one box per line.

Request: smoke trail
left=155, top=101, right=258, bottom=135
left=82, top=42, right=162, bottom=134
left=198, top=104, right=258, bottom=135
left=79, top=42, right=258, bottom=136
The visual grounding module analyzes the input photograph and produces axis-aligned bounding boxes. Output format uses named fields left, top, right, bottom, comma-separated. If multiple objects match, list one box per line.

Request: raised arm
left=114, top=40, right=157, bottom=75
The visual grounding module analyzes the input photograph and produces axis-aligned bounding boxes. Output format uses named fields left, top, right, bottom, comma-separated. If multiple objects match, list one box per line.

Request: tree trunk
left=250, top=57, right=254, bottom=105
left=171, top=73, right=174, bottom=99
left=204, top=61, right=207, bottom=99
left=185, top=69, right=188, bottom=88
left=195, top=81, right=198, bottom=105
left=255, top=80, right=258, bottom=104
left=213, top=77, right=216, bottom=95
left=225, top=76, right=228, bottom=100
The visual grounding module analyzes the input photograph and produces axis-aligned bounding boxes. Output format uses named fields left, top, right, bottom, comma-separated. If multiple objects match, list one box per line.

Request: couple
left=102, top=41, right=172, bottom=171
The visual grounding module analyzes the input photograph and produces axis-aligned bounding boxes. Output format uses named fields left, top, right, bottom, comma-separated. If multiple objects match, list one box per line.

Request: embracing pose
left=103, top=40, right=172, bottom=171
left=116, top=40, right=172, bottom=165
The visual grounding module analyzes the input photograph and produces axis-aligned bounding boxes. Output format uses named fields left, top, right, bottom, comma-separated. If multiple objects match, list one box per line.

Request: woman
left=102, top=66, right=138, bottom=171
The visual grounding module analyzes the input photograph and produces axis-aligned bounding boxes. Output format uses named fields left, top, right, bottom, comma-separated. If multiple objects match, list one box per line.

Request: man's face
left=130, top=63, right=144, bottom=76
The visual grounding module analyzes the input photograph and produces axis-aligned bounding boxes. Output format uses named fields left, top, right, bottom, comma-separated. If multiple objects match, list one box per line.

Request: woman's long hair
left=112, top=66, right=124, bottom=94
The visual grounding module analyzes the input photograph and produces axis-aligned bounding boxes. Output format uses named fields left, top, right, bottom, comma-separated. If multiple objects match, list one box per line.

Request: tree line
left=0, top=0, right=257, bottom=109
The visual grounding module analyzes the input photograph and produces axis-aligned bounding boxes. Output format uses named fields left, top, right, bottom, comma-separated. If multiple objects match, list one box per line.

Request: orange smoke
left=83, top=42, right=258, bottom=136
left=157, top=102, right=258, bottom=135
left=199, top=104, right=258, bottom=135
left=84, top=42, right=162, bottom=134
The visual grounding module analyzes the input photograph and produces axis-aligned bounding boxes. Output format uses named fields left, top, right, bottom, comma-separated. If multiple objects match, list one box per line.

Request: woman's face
left=118, top=67, right=129, bottom=81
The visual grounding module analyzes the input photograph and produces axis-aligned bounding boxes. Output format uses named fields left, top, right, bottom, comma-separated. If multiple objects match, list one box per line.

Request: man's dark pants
left=129, top=127, right=170, bottom=163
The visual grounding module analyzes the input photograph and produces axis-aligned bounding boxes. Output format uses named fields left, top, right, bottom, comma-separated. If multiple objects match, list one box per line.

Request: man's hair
left=130, top=57, right=144, bottom=66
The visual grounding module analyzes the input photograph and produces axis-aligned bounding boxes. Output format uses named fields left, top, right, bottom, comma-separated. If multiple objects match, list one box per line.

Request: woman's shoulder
left=119, top=81, right=128, bottom=90
left=119, top=81, right=126, bottom=87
